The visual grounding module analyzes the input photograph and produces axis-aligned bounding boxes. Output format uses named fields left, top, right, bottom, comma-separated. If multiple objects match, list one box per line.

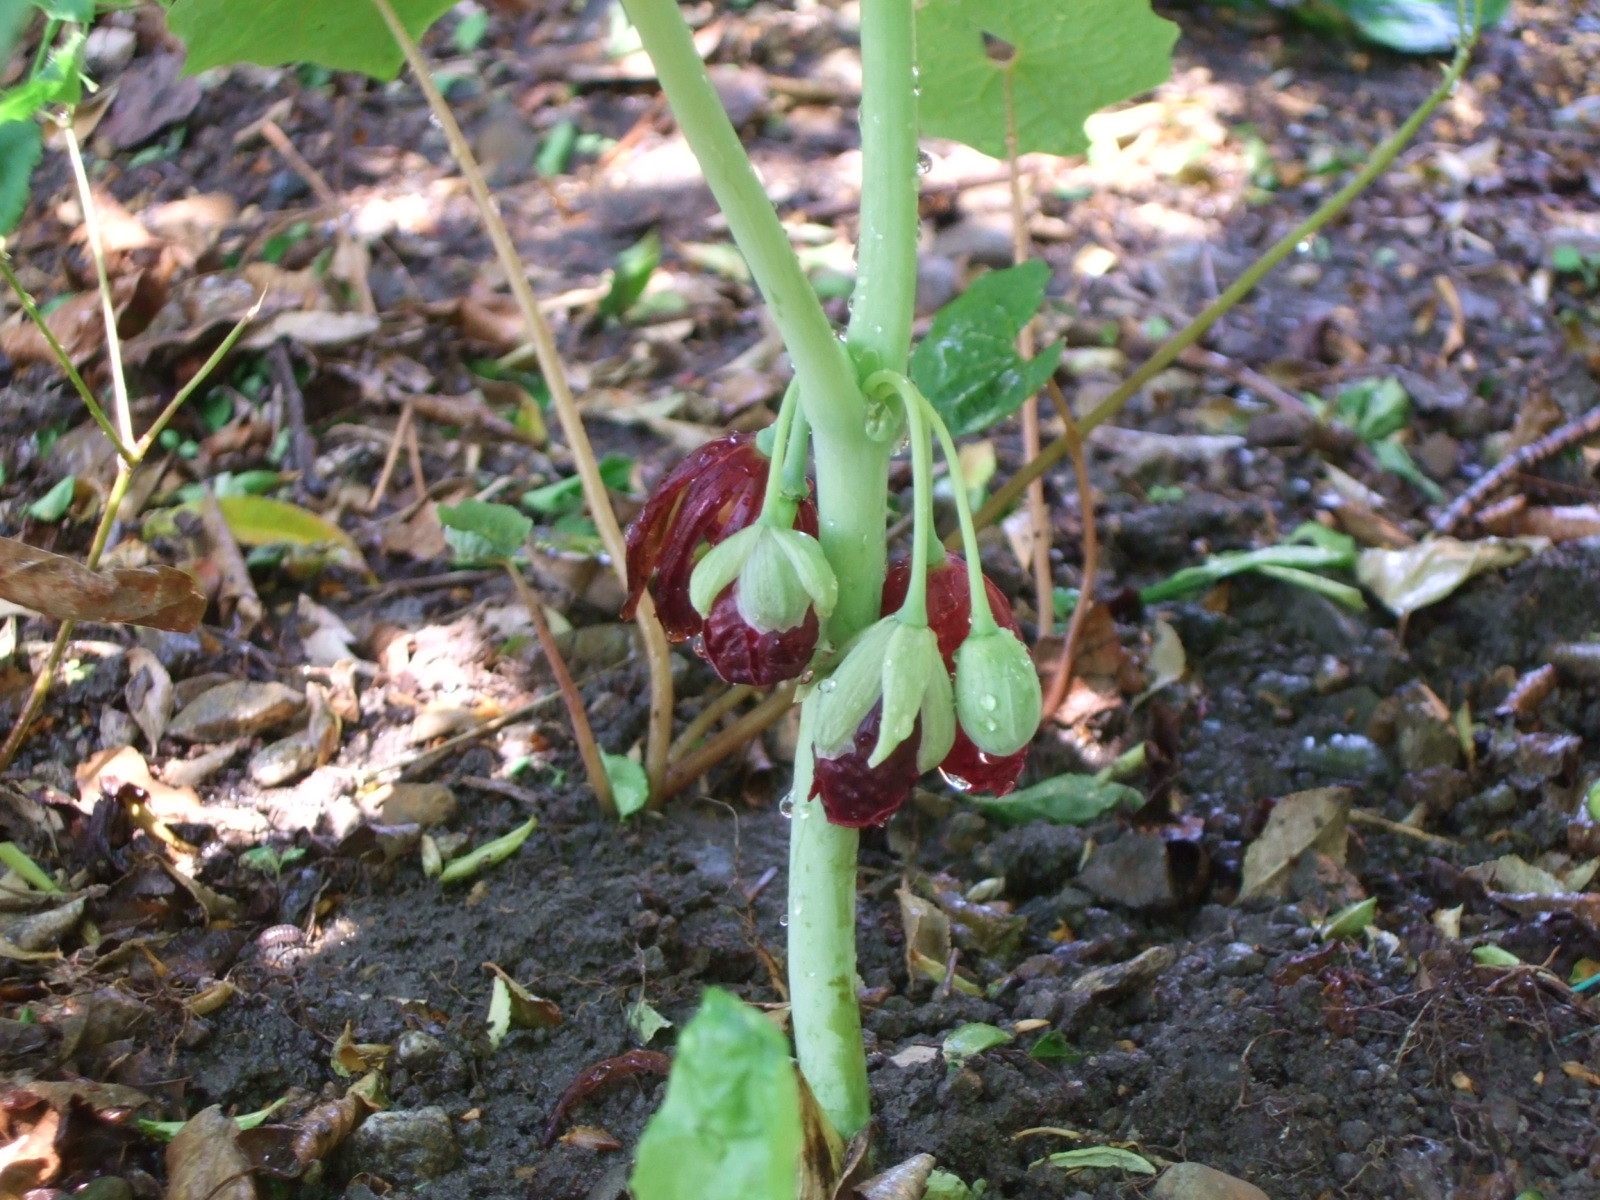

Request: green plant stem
left=921, top=392, right=999, bottom=637
left=780, top=405, right=811, bottom=501
left=966, top=34, right=1478, bottom=538
left=618, top=0, right=863, bottom=443
left=61, top=126, right=132, bottom=446
left=0, top=256, right=132, bottom=464
left=135, top=305, right=259, bottom=456
left=845, top=0, right=918, bottom=377
left=786, top=701, right=869, bottom=1137
left=758, top=383, right=800, bottom=525
left=371, top=0, right=675, bottom=801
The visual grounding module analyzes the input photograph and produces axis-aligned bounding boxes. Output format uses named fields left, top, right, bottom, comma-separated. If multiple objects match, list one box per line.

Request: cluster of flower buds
left=622, top=433, right=835, bottom=687
left=809, top=554, right=1040, bottom=827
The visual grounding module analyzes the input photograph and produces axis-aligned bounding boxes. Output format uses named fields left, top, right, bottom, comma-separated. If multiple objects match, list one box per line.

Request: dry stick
left=403, top=410, right=427, bottom=503
left=1434, top=404, right=1600, bottom=534
left=963, top=37, right=1479, bottom=542
left=1041, top=380, right=1098, bottom=720
left=1005, top=72, right=1053, bottom=637
left=370, top=0, right=675, bottom=801
left=659, top=683, right=798, bottom=802
left=259, top=119, right=339, bottom=206
left=505, top=564, right=617, bottom=818
left=365, top=402, right=414, bottom=513
left=0, top=256, right=132, bottom=463
left=669, top=684, right=756, bottom=761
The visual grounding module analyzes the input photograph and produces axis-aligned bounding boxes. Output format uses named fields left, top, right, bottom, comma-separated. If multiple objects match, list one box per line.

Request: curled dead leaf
left=0, top=536, right=204, bottom=632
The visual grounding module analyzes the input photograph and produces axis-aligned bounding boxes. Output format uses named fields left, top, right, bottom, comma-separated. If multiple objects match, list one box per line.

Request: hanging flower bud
left=811, top=705, right=923, bottom=827
left=621, top=434, right=816, bottom=643
left=882, top=554, right=1033, bottom=796
left=690, top=524, right=837, bottom=635
left=811, top=615, right=953, bottom=774
left=953, top=627, right=1041, bottom=756
left=701, top=585, right=820, bottom=686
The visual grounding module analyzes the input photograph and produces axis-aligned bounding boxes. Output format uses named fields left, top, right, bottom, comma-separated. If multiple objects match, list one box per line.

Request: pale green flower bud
left=954, top=627, right=1041, bottom=756
left=811, top=617, right=896, bottom=758
left=688, top=526, right=837, bottom=633
left=812, top=615, right=955, bottom=772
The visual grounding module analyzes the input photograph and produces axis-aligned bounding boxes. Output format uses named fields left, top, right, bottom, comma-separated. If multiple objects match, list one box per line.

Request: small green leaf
left=910, top=261, right=1064, bottom=436
left=438, top=816, right=537, bottom=885
left=1028, top=1029, right=1083, bottom=1063
left=600, top=230, right=661, bottom=319
left=942, top=1022, right=1013, bottom=1065
left=0, top=120, right=42, bottom=236
left=925, top=1170, right=980, bottom=1200
left=627, top=998, right=673, bottom=1044
left=453, top=7, right=489, bottom=51
left=1138, top=536, right=1359, bottom=606
left=1328, top=0, right=1509, bottom=53
left=630, top=989, right=800, bottom=1200
left=1323, top=896, right=1377, bottom=939
left=918, top=0, right=1176, bottom=160
left=28, top=475, right=75, bottom=522
left=33, top=0, right=96, bottom=20
left=166, top=0, right=461, bottom=79
left=968, top=773, right=1142, bottom=826
left=603, top=753, right=650, bottom=819
left=0, top=842, right=59, bottom=893
left=1035, top=1146, right=1156, bottom=1175
left=536, top=119, right=578, bottom=177
left=521, top=454, right=633, bottom=516
left=438, top=499, right=533, bottom=562
left=1472, top=944, right=1521, bottom=968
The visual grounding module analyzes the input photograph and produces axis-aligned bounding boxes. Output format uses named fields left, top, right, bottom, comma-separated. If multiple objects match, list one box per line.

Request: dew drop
left=779, top=914, right=789, bottom=927
left=940, top=767, right=974, bottom=793
left=983, top=719, right=998, bottom=733
left=916, top=149, right=933, bottom=176
left=779, top=795, right=795, bottom=818
left=819, top=678, right=836, bottom=693
left=979, top=693, right=998, bottom=712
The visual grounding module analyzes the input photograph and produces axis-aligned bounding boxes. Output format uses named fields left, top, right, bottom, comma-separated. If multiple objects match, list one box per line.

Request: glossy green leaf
left=968, top=773, right=1142, bottom=826
left=521, top=454, right=632, bottom=516
left=910, top=260, right=1063, bottom=436
left=1329, top=0, right=1508, bottom=52
left=438, top=499, right=533, bottom=562
left=0, top=119, right=41, bottom=235
left=918, top=0, right=1176, bottom=160
left=631, top=988, right=800, bottom=1200
left=438, top=816, right=537, bottom=885
left=27, top=475, right=75, bottom=522
left=602, top=752, right=650, bottom=819
left=1323, top=896, right=1377, bottom=939
left=942, top=1022, right=1012, bottom=1065
left=1035, top=1147, right=1156, bottom=1175
left=924, top=1170, right=980, bottom=1200
left=165, top=0, right=461, bottom=79
left=601, top=229, right=660, bottom=319
left=1471, top=944, right=1520, bottom=968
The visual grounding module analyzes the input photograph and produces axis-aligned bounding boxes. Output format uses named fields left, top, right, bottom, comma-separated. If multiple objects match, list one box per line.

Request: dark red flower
left=621, top=434, right=815, bottom=643
left=882, top=554, right=1027, bottom=796
left=702, top=583, right=820, bottom=686
left=812, top=706, right=923, bottom=827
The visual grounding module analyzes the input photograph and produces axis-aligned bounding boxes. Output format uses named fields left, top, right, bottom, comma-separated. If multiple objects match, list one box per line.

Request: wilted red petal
left=812, top=707, right=922, bottom=828
left=938, top=731, right=1026, bottom=796
left=882, top=554, right=1019, bottom=664
left=701, top=585, right=819, bottom=686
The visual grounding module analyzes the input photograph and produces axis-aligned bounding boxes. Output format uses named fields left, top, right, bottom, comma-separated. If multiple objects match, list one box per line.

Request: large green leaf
left=437, top=499, right=533, bottom=562
left=631, top=989, right=800, bottom=1200
left=917, top=0, right=1177, bottom=160
left=164, top=0, right=460, bottom=79
left=910, top=260, right=1063, bottom=436
left=0, top=120, right=42, bottom=235
left=1330, top=0, right=1509, bottom=53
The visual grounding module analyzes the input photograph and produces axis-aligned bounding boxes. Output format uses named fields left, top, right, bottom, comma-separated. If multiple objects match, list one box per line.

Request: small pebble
left=1151, top=1162, right=1270, bottom=1200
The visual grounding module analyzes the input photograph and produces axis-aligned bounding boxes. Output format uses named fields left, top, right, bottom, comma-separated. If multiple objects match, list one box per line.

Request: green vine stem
left=966, top=30, right=1479, bottom=539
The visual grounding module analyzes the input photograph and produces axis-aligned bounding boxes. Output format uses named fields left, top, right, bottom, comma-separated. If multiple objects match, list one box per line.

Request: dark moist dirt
left=3, top=0, right=1600, bottom=1198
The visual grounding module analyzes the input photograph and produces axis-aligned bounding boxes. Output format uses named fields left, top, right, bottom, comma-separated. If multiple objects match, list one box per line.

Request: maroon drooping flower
left=812, top=706, right=923, bottom=827
left=621, top=434, right=816, bottom=649
left=882, top=555, right=1028, bottom=797
left=702, top=583, right=820, bottom=686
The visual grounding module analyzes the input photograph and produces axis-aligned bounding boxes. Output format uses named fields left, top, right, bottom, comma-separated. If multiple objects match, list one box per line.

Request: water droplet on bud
left=980, top=693, right=998, bottom=712
left=779, top=795, right=795, bottom=818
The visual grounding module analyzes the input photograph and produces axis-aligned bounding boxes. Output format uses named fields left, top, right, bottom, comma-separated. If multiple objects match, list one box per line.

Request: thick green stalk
left=620, top=0, right=863, bottom=441
left=846, top=0, right=918, bottom=377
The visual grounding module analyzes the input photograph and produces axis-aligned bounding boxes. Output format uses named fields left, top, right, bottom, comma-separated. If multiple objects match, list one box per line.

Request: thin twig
left=369, top=0, right=675, bottom=798
left=0, top=255, right=132, bottom=462
left=378, top=691, right=561, bottom=783
left=366, top=402, right=413, bottom=513
left=133, top=303, right=260, bottom=457
left=1041, top=380, right=1097, bottom=720
left=404, top=411, right=427, bottom=503
left=259, top=119, right=339, bottom=206
left=1434, top=405, right=1600, bottom=534
left=669, top=684, right=755, bottom=760
left=964, top=34, right=1481, bottom=540
left=506, top=564, right=616, bottom=818
left=659, top=683, right=797, bottom=802
left=1348, top=806, right=1459, bottom=848
left=62, top=124, right=132, bottom=446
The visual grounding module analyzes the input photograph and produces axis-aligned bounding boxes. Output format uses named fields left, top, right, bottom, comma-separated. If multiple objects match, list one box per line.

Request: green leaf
left=27, top=475, right=75, bottom=522
left=917, top=0, right=1177, bottom=160
left=603, top=752, right=650, bottom=819
left=521, top=454, right=633, bottom=516
left=1035, top=1147, right=1156, bottom=1175
left=1328, top=0, right=1509, bottom=53
left=925, top=1170, right=981, bottom=1200
left=33, top=0, right=96, bottom=20
left=630, top=989, right=800, bottom=1200
left=1334, top=376, right=1410, bottom=442
left=438, top=499, right=533, bottom=562
left=1371, top=438, right=1445, bottom=503
left=1138, top=538, right=1359, bottom=605
left=438, top=816, right=537, bottom=885
left=0, top=120, right=42, bottom=236
left=536, top=118, right=578, bottom=177
left=968, top=773, right=1142, bottom=827
left=1322, top=896, right=1377, bottom=939
left=910, top=261, right=1064, bottom=436
left=0, top=842, right=59, bottom=893
left=453, top=7, right=489, bottom=51
left=628, top=998, right=673, bottom=1044
left=600, top=230, right=661, bottom=319
left=943, top=1022, right=1013, bottom=1065
left=1027, top=1029, right=1083, bottom=1063
left=1472, top=944, right=1521, bottom=968
left=165, top=0, right=461, bottom=80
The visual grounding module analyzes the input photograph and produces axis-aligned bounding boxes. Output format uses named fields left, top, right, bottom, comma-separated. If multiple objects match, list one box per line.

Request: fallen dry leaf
left=166, top=1106, right=255, bottom=1200
left=0, top=535, right=204, bottom=631
left=123, top=647, right=174, bottom=752
left=1241, top=787, right=1352, bottom=901
left=1357, top=537, right=1546, bottom=619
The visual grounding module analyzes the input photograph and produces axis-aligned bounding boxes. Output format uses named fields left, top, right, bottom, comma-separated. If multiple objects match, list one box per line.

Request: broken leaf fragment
left=330, top=1021, right=391, bottom=1077
left=1357, top=537, right=1545, bottom=618
left=1035, top=1146, right=1156, bottom=1174
left=942, top=1022, right=1012, bottom=1066
left=485, top=962, right=563, bottom=1050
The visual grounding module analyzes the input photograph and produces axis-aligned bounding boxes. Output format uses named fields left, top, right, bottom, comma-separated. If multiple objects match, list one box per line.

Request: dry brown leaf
left=0, top=1097, right=60, bottom=1192
left=77, top=744, right=202, bottom=820
left=0, top=535, right=203, bottom=631
left=559, top=1125, right=622, bottom=1151
left=124, top=647, right=174, bottom=752
left=166, top=1106, right=255, bottom=1200
left=1240, top=787, right=1352, bottom=901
